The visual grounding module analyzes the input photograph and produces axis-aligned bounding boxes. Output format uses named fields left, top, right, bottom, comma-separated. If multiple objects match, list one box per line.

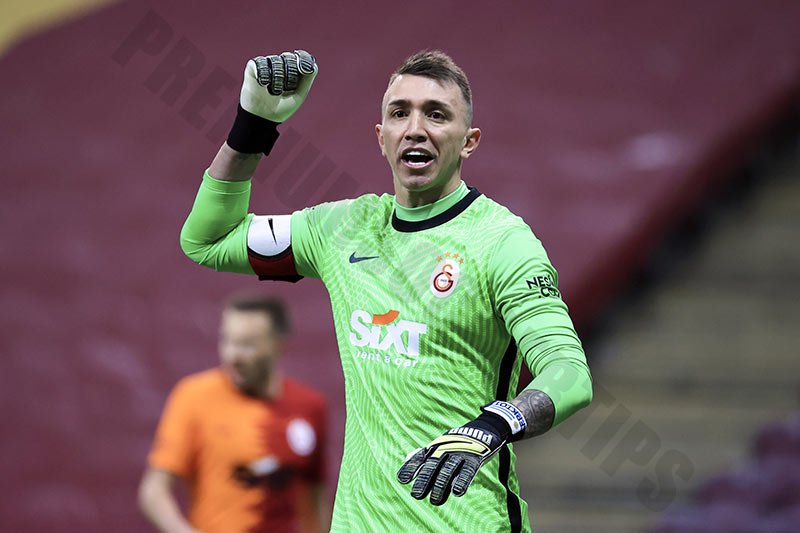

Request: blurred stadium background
left=1, top=1, right=798, bottom=531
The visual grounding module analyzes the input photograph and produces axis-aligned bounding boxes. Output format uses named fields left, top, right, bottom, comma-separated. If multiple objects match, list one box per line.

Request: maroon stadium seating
left=2, top=1, right=800, bottom=531
left=654, top=414, right=800, bottom=532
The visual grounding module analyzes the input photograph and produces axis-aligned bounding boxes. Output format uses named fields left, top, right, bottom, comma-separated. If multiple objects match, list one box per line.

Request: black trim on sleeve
left=495, top=339, right=524, bottom=533
left=390, top=187, right=482, bottom=232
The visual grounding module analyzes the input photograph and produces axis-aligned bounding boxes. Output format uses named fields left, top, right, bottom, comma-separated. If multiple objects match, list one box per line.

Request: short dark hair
left=224, top=293, right=291, bottom=336
left=389, top=50, right=473, bottom=124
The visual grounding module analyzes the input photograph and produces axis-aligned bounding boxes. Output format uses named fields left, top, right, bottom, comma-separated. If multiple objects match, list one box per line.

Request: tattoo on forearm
left=512, top=390, right=555, bottom=439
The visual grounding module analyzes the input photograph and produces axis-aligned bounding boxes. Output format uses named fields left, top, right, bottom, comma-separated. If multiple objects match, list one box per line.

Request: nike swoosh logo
left=349, top=252, right=379, bottom=263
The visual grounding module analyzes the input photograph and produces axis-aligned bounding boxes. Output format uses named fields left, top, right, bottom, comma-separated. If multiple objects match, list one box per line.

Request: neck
left=393, top=180, right=470, bottom=224
left=395, top=173, right=462, bottom=207
left=260, top=369, right=282, bottom=400
left=251, top=368, right=283, bottom=401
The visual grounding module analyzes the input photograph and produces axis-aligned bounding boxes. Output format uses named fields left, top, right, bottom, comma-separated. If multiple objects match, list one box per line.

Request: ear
left=461, top=127, right=481, bottom=159
left=375, top=124, right=386, bottom=158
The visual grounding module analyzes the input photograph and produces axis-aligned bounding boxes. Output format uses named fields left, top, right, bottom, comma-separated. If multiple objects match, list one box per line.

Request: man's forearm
left=208, top=142, right=262, bottom=182
left=510, top=389, right=555, bottom=440
left=138, top=469, right=198, bottom=533
left=141, top=496, right=196, bottom=533
left=509, top=358, right=593, bottom=440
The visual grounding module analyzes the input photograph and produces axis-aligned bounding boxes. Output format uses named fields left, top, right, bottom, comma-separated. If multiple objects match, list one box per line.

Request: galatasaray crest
left=429, top=252, right=463, bottom=298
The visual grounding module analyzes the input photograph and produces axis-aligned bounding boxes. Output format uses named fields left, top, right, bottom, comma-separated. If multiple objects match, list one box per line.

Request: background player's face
left=218, top=309, right=282, bottom=397
left=376, top=75, right=480, bottom=202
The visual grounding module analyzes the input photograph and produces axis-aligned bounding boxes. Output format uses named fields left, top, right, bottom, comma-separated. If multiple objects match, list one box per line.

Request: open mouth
left=400, top=148, right=435, bottom=169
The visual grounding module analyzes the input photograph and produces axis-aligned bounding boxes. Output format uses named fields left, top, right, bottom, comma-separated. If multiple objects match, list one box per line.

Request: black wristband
left=472, top=411, right=514, bottom=443
left=226, top=104, right=280, bottom=155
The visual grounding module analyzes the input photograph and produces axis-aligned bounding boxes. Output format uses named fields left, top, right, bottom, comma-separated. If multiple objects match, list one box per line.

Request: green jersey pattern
left=289, top=179, right=590, bottom=533
left=181, top=173, right=593, bottom=532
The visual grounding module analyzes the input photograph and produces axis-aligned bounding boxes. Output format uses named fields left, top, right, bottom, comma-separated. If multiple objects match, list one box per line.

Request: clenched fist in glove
left=227, top=50, right=317, bottom=155
left=241, top=50, right=317, bottom=122
left=397, top=401, right=528, bottom=506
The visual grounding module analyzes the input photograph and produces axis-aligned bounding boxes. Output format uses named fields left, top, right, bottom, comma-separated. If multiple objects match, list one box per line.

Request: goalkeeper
left=180, top=49, right=592, bottom=532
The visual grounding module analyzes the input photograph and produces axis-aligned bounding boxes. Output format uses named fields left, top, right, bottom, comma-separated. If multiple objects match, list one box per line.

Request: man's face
left=376, top=75, right=480, bottom=199
left=218, top=309, right=281, bottom=397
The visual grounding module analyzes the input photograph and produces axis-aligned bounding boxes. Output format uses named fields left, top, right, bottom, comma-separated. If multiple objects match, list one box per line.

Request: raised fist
left=239, top=50, right=317, bottom=123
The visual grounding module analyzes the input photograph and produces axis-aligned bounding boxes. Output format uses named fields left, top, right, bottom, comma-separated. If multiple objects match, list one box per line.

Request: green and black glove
left=397, top=401, right=527, bottom=505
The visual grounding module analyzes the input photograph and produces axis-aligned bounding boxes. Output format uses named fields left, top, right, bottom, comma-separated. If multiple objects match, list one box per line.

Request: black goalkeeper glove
left=397, top=401, right=527, bottom=506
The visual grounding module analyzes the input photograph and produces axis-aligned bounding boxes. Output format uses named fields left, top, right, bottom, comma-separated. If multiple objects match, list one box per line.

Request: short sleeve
left=148, top=379, right=198, bottom=477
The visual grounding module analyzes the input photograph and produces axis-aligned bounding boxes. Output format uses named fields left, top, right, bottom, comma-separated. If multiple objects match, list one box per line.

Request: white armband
left=247, top=214, right=292, bottom=257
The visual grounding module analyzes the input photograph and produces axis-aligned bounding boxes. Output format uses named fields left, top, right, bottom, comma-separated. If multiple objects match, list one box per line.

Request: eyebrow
left=386, top=98, right=454, bottom=111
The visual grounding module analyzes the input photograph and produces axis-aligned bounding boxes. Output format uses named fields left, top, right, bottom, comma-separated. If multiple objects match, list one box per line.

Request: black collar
left=391, top=187, right=482, bottom=233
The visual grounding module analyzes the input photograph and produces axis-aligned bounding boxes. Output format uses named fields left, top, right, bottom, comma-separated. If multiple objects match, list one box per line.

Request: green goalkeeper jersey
left=181, top=172, right=593, bottom=532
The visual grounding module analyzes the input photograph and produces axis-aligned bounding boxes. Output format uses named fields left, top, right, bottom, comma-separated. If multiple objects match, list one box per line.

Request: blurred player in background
left=178, top=49, right=592, bottom=532
left=138, top=294, right=329, bottom=533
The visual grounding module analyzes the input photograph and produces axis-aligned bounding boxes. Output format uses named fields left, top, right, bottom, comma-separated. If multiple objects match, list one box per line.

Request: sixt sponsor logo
left=349, top=309, right=427, bottom=368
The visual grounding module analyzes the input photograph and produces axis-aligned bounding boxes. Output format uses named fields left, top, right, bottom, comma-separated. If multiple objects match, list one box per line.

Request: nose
left=404, top=111, right=427, bottom=142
